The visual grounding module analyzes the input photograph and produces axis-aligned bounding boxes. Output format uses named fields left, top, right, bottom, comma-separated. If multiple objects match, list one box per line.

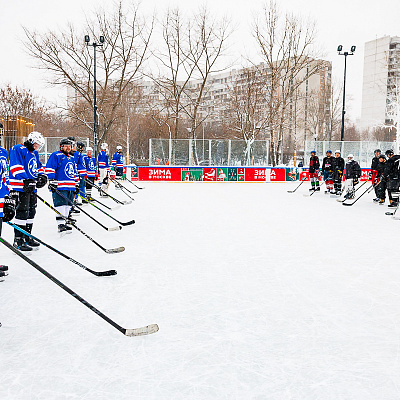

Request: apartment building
left=361, top=36, right=400, bottom=129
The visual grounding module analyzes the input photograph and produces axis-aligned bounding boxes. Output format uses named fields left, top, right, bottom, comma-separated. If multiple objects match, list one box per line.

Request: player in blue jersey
left=9, top=132, right=47, bottom=251
left=75, top=141, right=87, bottom=204
left=46, top=138, right=80, bottom=234
left=0, top=136, right=16, bottom=275
left=98, top=142, right=110, bottom=196
left=84, top=146, right=96, bottom=201
left=112, top=146, right=124, bottom=178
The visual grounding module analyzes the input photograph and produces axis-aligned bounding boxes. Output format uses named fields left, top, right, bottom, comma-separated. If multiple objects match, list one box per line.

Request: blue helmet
left=326, top=150, right=332, bottom=154
left=311, top=150, right=316, bottom=154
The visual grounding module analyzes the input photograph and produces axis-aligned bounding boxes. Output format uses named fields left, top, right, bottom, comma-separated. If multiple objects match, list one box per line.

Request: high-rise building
left=361, top=36, right=400, bottom=129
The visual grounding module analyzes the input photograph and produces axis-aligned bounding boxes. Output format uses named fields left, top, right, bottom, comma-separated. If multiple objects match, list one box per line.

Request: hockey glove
left=23, top=179, right=36, bottom=193
left=48, top=180, right=58, bottom=192
left=3, top=196, right=16, bottom=222
left=74, top=182, right=80, bottom=195
left=36, top=174, right=48, bottom=189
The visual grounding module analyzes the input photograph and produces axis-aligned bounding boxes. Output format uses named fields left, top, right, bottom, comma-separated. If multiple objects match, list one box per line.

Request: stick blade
left=97, top=269, right=118, bottom=276
left=105, top=246, right=125, bottom=254
left=342, top=202, right=353, bottom=206
left=122, top=200, right=132, bottom=205
left=121, top=220, right=135, bottom=226
left=125, top=324, right=159, bottom=337
left=108, top=226, right=122, bottom=231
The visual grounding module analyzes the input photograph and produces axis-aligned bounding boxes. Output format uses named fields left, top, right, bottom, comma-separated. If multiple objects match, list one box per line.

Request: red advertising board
left=245, top=168, right=267, bottom=181
left=203, top=168, right=217, bottom=181
left=269, top=168, right=286, bottom=181
left=139, top=167, right=181, bottom=181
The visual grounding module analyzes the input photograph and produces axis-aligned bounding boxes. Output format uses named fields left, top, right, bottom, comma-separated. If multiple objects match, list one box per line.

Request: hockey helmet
left=60, top=138, right=73, bottom=147
left=374, top=149, right=381, bottom=154
left=385, top=149, right=394, bottom=156
left=76, top=141, right=85, bottom=151
left=326, top=150, right=332, bottom=154
left=310, top=150, right=316, bottom=154
left=334, top=150, right=341, bottom=154
left=378, top=154, right=386, bottom=160
left=101, top=143, right=108, bottom=150
left=347, top=154, right=354, bottom=159
left=86, top=146, right=93, bottom=152
left=27, top=131, right=45, bottom=150
left=116, top=145, right=122, bottom=151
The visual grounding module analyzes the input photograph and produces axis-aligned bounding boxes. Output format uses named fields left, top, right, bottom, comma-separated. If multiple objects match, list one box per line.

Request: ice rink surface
left=1, top=181, right=400, bottom=399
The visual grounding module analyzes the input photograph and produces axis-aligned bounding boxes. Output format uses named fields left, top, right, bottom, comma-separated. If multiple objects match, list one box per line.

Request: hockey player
left=84, top=146, right=96, bottom=201
left=0, top=141, right=16, bottom=275
left=321, top=150, right=335, bottom=193
left=9, top=132, right=48, bottom=251
left=342, top=154, right=361, bottom=199
left=382, top=149, right=400, bottom=208
left=370, top=149, right=381, bottom=185
left=373, top=154, right=387, bottom=204
left=112, top=146, right=124, bottom=178
left=332, top=150, right=345, bottom=195
left=74, top=141, right=87, bottom=204
left=308, top=150, right=320, bottom=191
left=98, top=143, right=110, bottom=196
left=46, top=138, right=79, bottom=234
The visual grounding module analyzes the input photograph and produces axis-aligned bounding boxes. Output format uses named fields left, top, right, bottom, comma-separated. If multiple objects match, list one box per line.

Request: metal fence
left=149, top=138, right=270, bottom=166
left=304, top=140, right=396, bottom=168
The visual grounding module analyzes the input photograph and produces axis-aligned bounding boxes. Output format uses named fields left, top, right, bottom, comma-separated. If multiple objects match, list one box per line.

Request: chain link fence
left=304, top=141, right=396, bottom=168
left=149, top=138, right=270, bottom=166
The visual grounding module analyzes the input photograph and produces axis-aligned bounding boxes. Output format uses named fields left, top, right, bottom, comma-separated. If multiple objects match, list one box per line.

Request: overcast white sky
left=1, top=0, right=400, bottom=120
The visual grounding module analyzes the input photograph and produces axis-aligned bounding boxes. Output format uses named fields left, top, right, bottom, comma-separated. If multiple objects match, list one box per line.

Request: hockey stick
left=36, top=194, right=125, bottom=254
left=79, top=194, right=135, bottom=226
left=287, top=176, right=308, bottom=193
left=86, top=196, right=120, bottom=211
left=55, top=189, right=122, bottom=232
left=0, top=236, right=158, bottom=336
left=124, top=178, right=144, bottom=190
left=335, top=180, right=368, bottom=202
left=109, top=176, right=137, bottom=194
left=108, top=177, right=136, bottom=201
left=7, top=222, right=117, bottom=276
left=90, top=181, right=132, bottom=205
left=303, top=180, right=325, bottom=197
left=342, top=182, right=378, bottom=206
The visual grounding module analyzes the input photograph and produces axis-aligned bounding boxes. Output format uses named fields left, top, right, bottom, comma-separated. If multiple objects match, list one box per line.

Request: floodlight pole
left=338, top=45, right=356, bottom=141
left=85, top=35, right=104, bottom=168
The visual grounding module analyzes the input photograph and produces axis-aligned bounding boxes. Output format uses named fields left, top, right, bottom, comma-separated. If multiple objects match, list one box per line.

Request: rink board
left=124, top=166, right=371, bottom=182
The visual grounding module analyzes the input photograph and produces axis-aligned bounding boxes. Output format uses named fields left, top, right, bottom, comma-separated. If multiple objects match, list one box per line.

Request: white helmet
left=335, top=150, right=341, bottom=154
left=86, top=146, right=93, bottom=152
left=116, top=145, right=122, bottom=150
left=27, top=131, right=45, bottom=150
left=347, top=154, right=354, bottom=159
left=101, top=143, right=108, bottom=150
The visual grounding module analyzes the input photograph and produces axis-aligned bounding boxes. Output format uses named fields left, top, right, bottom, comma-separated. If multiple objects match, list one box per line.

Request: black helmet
left=374, top=149, right=381, bottom=154
left=378, top=154, right=386, bottom=160
left=385, top=149, right=394, bottom=156
left=76, top=141, right=85, bottom=151
left=60, top=138, right=73, bottom=147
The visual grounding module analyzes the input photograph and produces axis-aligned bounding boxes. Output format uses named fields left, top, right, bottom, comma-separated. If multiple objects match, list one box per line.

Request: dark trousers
left=14, top=191, right=37, bottom=224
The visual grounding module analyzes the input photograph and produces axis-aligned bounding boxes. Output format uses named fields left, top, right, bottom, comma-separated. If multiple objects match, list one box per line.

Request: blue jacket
left=45, top=151, right=77, bottom=191
left=9, top=144, right=44, bottom=192
left=84, top=154, right=96, bottom=177
left=112, top=152, right=124, bottom=169
left=98, top=150, right=110, bottom=170
left=0, top=147, right=9, bottom=218
left=74, top=151, right=87, bottom=178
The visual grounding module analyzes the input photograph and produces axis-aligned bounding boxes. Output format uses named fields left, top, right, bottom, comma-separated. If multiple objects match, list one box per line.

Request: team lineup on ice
left=3, top=136, right=400, bottom=398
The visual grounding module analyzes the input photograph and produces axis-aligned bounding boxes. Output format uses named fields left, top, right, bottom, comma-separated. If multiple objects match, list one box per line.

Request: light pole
left=85, top=34, right=104, bottom=166
left=337, top=45, right=356, bottom=141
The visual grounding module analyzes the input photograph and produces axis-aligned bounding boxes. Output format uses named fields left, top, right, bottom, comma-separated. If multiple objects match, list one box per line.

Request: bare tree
left=23, top=1, right=153, bottom=152
left=253, top=0, right=325, bottom=165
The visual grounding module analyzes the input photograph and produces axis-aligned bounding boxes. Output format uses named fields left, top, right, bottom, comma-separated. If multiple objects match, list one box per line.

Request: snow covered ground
left=1, top=181, right=400, bottom=399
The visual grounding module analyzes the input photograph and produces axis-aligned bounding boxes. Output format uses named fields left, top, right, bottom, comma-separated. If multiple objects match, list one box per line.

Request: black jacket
left=376, top=160, right=386, bottom=178
left=333, top=157, right=345, bottom=172
left=322, top=156, right=335, bottom=173
left=371, top=156, right=380, bottom=171
left=383, top=155, right=400, bottom=180
left=309, top=156, right=320, bottom=173
left=345, top=160, right=361, bottom=179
